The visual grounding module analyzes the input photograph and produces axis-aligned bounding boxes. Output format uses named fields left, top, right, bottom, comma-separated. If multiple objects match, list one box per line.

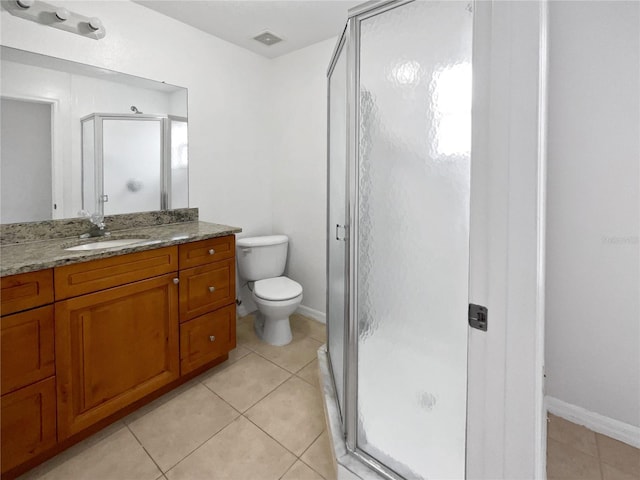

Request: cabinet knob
left=173, top=278, right=179, bottom=284
left=208, top=286, right=215, bottom=293
left=209, top=335, right=216, bottom=342
left=208, top=249, right=215, bottom=255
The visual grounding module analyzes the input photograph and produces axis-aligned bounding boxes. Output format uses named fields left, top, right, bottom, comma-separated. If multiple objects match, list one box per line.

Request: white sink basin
left=64, top=238, right=149, bottom=251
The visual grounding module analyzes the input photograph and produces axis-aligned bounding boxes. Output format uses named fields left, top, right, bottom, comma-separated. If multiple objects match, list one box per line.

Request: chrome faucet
left=79, top=210, right=110, bottom=238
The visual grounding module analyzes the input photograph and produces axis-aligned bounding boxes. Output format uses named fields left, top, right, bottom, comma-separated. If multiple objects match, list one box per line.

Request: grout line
left=242, top=412, right=309, bottom=460
left=299, top=456, right=329, bottom=480
left=125, top=424, right=165, bottom=476
left=277, top=456, right=300, bottom=480
left=163, top=416, right=245, bottom=477
left=294, top=356, right=317, bottom=375
left=298, top=430, right=324, bottom=458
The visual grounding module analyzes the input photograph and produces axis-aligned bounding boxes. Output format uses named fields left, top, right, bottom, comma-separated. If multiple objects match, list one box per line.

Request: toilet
left=236, top=235, right=303, bottom=346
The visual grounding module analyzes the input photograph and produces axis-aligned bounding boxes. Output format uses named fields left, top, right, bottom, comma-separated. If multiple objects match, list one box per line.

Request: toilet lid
left=254, top=276, right=303, bottom=301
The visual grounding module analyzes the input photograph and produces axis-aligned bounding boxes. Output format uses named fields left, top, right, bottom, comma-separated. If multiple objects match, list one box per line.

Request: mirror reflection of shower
left=81, top=112, right=188, bottom=216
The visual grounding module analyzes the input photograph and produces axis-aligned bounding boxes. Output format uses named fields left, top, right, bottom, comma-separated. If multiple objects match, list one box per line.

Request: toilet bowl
left=252, top=276, right=303, bottom=346
left=237, top=235, right=303, bottom=346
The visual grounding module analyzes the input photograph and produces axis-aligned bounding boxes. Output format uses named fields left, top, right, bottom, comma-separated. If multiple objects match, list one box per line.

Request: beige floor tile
left=123, top=378, right=201, bottom=425
left=166, top=417, right=295, bottom=480
left=202, top=352, right=291, bottom=411
left=597, top=434, right=640, bottom=477
left=237, top=314, right=260, bottom=348
left=547, top=414, right=599, bottom=457
left=547, top=438, right=601, bottom=480
left=301, top=432, right=337, bottom=480
left=251, top=335, right=323, bottom=373
left=297, top=359, right=320, bottom=387
left=228, top=344, right=251, bottom=363
left=19, top=423, right=160, bottom=480
left=291, top=314, right=327, bottom=343
left=601, top=463, right=639, bottom=480
left=246, top=377, right=325, bottom=456
left=281, top=460, right=324, bottom=480
left=128, top=383, right=239, bottom=472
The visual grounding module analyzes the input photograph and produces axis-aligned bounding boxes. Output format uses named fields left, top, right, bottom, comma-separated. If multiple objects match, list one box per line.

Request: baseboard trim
left=296, top=305, right=326, bottom=324
left=545, top=396, right=640, bottom=448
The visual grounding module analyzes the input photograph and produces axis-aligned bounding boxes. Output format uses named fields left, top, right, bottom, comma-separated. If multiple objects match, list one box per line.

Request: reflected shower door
left=327, top=37, right=348, bottom=421
left=102, top=119, right=162, bottom=215
left=355, top=1, right=472, bottom=478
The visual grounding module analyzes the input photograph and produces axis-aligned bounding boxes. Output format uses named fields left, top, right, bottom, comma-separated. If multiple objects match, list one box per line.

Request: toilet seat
left=253, top=276, right=303, bottom=301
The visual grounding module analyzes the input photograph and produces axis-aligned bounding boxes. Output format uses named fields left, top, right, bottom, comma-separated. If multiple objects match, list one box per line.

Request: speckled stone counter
left=1, top=220, right=241, bottom=277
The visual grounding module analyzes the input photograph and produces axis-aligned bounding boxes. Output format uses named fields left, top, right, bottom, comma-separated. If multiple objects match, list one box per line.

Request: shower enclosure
left=81, top=113, right=188, bottom=216
left=325, top=1, right=473, bottom=478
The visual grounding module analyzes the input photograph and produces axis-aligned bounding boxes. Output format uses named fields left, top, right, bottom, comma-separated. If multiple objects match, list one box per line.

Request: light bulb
left=16, top=0, right=35, bottom=8
left=88, top=17, right=102, bottom=31
left=55, top=8, right=70, bottom=21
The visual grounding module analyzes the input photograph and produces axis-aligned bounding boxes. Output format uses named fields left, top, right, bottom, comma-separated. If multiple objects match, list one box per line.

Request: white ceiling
left=133, top=0, right=362, bottom=59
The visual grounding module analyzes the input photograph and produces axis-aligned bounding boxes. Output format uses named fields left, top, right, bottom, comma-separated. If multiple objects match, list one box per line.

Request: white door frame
left=467, top=1, right=548, bottom=478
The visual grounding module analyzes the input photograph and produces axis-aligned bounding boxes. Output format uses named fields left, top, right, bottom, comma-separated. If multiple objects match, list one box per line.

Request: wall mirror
left=0, top=46, right=189, bottom=224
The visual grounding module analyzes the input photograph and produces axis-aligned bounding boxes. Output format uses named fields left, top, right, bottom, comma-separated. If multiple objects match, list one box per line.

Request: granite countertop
left=0, top=221, right=241, bottom=277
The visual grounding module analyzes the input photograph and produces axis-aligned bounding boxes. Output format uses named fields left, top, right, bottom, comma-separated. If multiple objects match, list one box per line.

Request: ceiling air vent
left=253, top=31, right=283, bottom=46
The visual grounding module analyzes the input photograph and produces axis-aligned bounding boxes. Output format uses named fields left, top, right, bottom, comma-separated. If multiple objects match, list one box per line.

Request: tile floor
left=547, top=414, right=640, bottom=480
left=20, top=313, right=335, bottom=480
left=18, top=314, right=639, bottom=480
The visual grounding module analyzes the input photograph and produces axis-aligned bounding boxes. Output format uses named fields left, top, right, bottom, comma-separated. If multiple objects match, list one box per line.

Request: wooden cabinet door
left=1, top=305, right=55, bottom=395
left=55, top=274, right=179, bottom=439
left=179, top=258, right=235, bottom=321
left=1, top=377, right=57, bottom=474
left=180, top=304, right=236, bottom=375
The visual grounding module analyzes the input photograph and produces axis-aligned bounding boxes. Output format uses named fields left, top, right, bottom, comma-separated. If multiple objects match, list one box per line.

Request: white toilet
left=236, top=235, right=303, bottom=346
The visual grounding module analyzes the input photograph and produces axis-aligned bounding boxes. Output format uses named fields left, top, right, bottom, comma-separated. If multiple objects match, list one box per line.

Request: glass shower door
left=102, top=118, right=162, bottom=215
left=327, top=36, right=348, bottom=422
left=354, top=1, right=473, bottom=478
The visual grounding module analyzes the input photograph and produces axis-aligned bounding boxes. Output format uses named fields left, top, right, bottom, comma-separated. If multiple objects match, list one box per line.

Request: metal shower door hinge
left=469, top=304, right=488, bottom=331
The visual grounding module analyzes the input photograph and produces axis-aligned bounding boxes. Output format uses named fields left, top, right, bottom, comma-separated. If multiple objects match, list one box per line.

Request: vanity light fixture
left=7, top=0, right=106, bottom=40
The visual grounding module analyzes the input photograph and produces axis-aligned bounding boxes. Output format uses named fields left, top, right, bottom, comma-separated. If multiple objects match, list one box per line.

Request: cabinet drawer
left=178, top=236, right=235, bottom=270
left=1, top=270, right=54, bottom=316
left=1, top=377, right=57, bottom=474
left=180, top=304, right=236, bottom=375
left=1, top=306, right=55, bottom=395
left=55, top=246, right=178, bottom=300
left=179, top=258, right=235, bottom=321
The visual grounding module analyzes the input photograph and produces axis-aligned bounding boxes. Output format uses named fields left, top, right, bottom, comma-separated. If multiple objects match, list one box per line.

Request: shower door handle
left=336, top=224, right=347, bottom=241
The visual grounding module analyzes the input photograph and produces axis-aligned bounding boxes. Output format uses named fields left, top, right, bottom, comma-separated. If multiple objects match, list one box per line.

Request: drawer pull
left=208, top=249, right=215, bottom=255
left=208, top=286, right=215, bottom=293
left=173, top=278, right=180, bottom=284
left=209, top=335, right=216, bottom=342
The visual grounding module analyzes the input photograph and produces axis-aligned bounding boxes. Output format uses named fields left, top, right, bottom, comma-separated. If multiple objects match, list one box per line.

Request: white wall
left=1, top=0, right=273, bottom=236
left=270, top=37, right=336, bottom=319
left=545, top=1, right=640, bottom=428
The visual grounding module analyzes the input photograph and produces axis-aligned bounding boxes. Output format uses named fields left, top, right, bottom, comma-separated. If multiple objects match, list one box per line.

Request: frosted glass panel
left=170, top=118, right=189, bottom=209
left=81, top=118, right=96, bottom=213
left=356, top=1, right=472, bottom=479
left=327, top=41, right=348, bottom=420
left=102, top=119, right=162, bottom=215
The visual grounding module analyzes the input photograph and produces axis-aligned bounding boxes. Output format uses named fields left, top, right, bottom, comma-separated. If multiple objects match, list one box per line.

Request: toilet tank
left=236, top=235, right=289, bottom=281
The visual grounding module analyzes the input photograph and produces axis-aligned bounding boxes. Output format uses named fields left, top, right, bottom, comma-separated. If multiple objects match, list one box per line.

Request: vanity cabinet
left=1, top=270, right=57, bottom=473
left=1, top=234, right=237, bottom=477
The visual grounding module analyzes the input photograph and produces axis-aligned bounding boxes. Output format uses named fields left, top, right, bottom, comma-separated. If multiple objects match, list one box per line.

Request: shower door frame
left=328, top=1, right=466, bottom=479
left=81, top=113, right=187, bottom=215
